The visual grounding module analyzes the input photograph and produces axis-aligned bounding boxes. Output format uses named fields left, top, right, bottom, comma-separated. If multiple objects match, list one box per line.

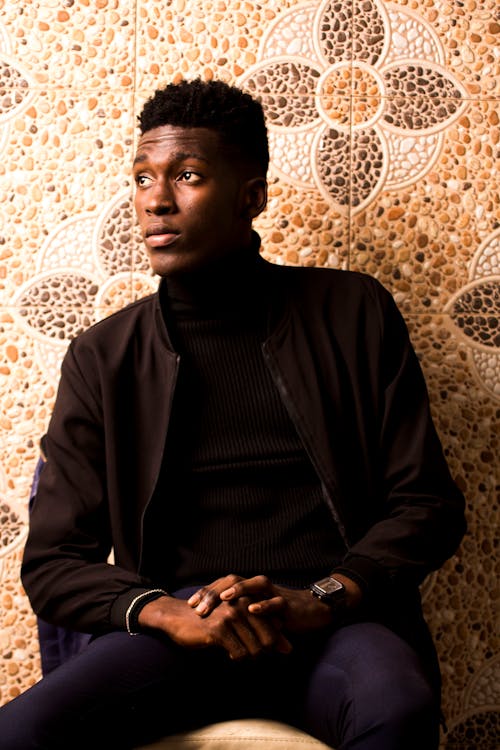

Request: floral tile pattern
left=10, top=190, right=156, bottom=383
left=0, top=1, right=498, bottom=747
left=0, top=19, right=35, bottom=140
left=238, top=0, right=470, bottom=213
left=445, top=227, right=500, bottom=400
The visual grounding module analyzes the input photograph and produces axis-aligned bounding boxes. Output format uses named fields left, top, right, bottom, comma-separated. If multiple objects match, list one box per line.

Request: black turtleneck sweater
left=143, top=246, right=345, bottom=590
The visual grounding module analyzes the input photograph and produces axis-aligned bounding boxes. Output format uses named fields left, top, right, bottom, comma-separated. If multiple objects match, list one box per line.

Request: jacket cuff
left=332, top=554, right=390, bottom=598
left=110, top=587, right=168, bottom=633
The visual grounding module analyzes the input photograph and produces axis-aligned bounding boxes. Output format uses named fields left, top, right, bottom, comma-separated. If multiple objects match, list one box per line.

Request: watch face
left=316, top=576, right=344, bottom=595
left=310, top=576, right=346, bottom=603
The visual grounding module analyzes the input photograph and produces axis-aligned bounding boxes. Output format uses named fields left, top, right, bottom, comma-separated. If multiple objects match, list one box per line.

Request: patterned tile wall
left=0, top=1, right=498, bottom=747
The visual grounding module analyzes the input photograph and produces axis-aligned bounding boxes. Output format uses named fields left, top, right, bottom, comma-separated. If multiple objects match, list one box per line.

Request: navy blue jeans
left=0, top=615, right=440, bottom=750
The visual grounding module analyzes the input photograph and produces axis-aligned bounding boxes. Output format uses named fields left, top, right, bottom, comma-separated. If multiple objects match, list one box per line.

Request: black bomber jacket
left=22, top=254, right=466, bottom=664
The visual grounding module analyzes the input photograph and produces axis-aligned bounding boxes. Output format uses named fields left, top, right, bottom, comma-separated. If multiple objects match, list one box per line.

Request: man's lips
left=145, top=227, right=179, bottom=248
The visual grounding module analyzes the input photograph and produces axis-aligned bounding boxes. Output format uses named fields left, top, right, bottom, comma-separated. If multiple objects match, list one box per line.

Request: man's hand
left=188, top=573, right=363, bottom=635
left=219, top=576, right=336, bottom=633
left=138, top=588, right=292, bottom=661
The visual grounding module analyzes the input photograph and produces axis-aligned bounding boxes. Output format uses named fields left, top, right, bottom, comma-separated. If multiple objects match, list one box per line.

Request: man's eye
left=178, top=170, right=200, bottom=182
left=135, top=174, right=152, bottom=187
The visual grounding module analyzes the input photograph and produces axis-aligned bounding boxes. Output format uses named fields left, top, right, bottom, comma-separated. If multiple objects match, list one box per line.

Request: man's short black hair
left=138, top=78, right=269, bottom=175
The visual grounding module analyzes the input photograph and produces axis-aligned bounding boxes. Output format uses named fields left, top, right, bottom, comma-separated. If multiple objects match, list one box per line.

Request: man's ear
left=242, top=177, right=268, bottom=219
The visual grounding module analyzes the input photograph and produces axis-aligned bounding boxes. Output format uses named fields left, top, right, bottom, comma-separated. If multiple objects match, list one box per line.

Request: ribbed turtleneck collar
left=160, top=231, right=266, bottom=316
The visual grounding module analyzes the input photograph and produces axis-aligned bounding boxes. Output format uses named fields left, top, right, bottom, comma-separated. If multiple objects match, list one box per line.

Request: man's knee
left=301, top=623, right=440, bottom=749
left=370, top=673, right=439, bottom=741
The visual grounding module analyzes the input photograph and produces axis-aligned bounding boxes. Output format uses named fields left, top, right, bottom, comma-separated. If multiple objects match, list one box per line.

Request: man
left=0, top=78, right=466, bottom=749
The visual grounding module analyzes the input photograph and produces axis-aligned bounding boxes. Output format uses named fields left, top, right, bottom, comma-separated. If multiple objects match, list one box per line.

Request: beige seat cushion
left=136, top=719, right=332, bottom=749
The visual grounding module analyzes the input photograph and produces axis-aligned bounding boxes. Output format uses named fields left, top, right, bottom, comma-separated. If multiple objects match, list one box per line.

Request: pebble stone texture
left=0, top=0, right=498, bottom=746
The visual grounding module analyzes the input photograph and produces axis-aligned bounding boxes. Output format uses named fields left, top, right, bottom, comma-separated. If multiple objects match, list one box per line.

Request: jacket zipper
left=261, top=343, right=349, bottom=548
left=138, top=352, right=181, bottom=574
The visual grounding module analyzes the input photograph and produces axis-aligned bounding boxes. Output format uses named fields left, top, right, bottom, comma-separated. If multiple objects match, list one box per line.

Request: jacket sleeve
left=333, top=279, right=467, bottom=597
left=21, top=339, right=156, bottom=635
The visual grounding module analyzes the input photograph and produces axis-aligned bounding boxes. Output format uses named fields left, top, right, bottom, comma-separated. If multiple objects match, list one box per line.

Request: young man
left=0, top=79, right=466, bottom=749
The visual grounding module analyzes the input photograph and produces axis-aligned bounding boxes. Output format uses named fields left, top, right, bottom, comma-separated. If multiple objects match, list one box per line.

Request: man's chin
left=147, top=251, right=191, bottom=277
left=149, top=250, right=235, bottom=278
left=149, top=257, right=206, bottom=278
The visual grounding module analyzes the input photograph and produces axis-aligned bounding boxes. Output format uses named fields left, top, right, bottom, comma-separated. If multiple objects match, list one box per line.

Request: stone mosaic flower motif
left=0, top=24, right=35, bottom=158
left=444, top=653, right=500, bottom=750
left=12, top=191, right=157, bottom=384
left=445, top=227, right=500, bottom=401
left=238, top=0, right=469, bottom=214
left=0, top=457, right=24, bottom=556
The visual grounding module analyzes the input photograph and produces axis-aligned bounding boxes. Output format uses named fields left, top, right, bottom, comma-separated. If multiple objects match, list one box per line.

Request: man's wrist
left=310, top=575, right=346, bottom=609
left=125, top=589, right=168, bottom=635
left=309, top=573, right=363, bottom=611
left=331, top=573, right=363, bottom=609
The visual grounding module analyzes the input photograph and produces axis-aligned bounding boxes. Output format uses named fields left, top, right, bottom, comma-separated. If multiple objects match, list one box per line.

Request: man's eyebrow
left=132, top=150, right=209, bottom=167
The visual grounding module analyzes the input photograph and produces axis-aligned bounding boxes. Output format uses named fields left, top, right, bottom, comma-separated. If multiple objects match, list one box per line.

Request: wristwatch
left=310, top=575, right=346, bottom=609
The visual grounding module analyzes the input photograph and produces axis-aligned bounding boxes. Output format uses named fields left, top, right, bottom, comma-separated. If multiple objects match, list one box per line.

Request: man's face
left=133, top=126, right=266, bottom=277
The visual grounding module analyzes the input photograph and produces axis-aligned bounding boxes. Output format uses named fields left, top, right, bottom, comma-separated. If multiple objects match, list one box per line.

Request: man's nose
left=146, top=181, right=176, bottom=213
